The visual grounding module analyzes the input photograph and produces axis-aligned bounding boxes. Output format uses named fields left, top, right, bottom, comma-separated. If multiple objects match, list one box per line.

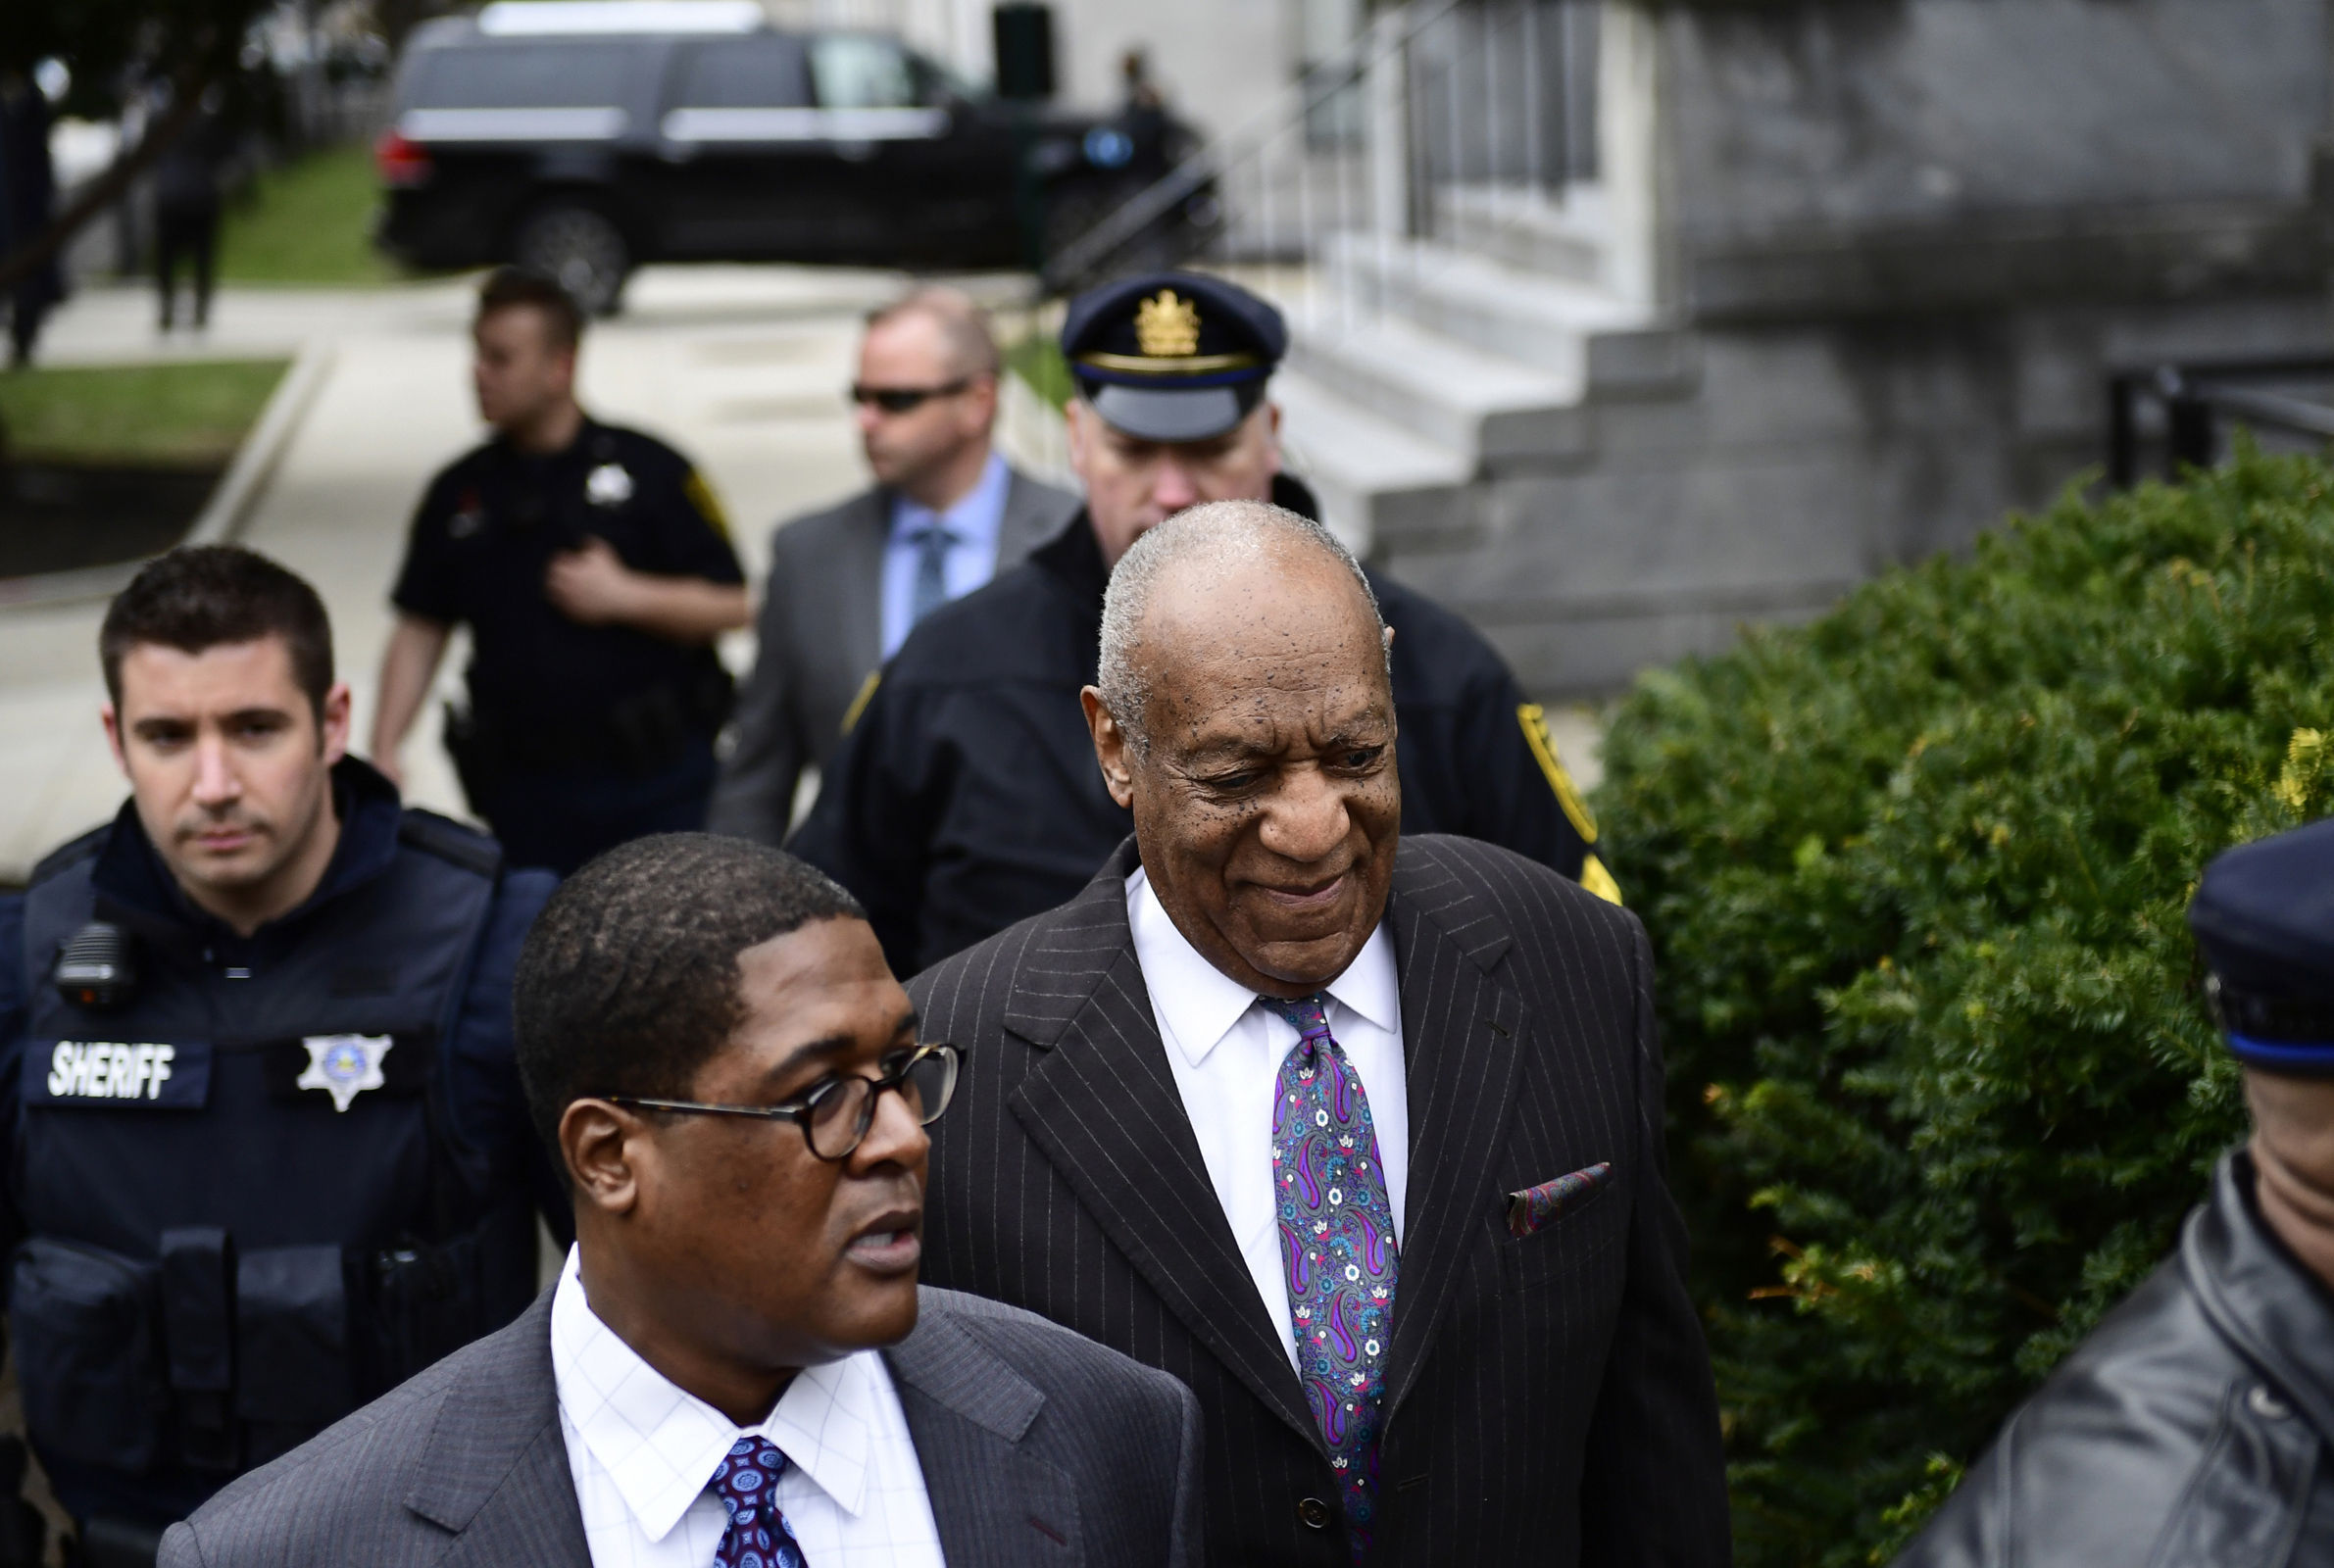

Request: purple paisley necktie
left=1264, top=993, right=1399, bottom=1556
left=711, top=1436, right=808, bottom=1568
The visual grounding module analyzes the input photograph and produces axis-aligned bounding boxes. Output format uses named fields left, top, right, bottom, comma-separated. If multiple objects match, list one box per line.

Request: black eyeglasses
left=850, top=379, right=971, bottom=415
left=605, top=1042, right=960, bottom=1162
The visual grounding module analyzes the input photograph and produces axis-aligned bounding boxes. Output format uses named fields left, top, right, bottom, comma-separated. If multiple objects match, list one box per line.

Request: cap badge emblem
left=1135, top=289, right=1202, bottom=359
left=297, top=1033, right=392, bottom=1113
left=586, top=463, right=634, bottom=507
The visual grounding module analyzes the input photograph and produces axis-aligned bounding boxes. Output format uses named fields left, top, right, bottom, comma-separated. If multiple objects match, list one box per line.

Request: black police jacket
left=1896, top=1151, right=2334, bottom=1567
left=391, top=416, right=744, bottom=734
left=0, top=760, right=562, bottom=1523
left=790, top=474, right=1605, bottom=977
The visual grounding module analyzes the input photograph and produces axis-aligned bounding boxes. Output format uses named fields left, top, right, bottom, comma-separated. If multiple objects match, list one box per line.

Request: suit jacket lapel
left=889, top=1296, right=1081, bottom=1565
left=837, top=489, right=891, bottom=689
left=998, top=469, right=1073, bottom=565
left=1006, top=845, right=1322, bottom=1454
left=1378, top=844, right=1528, bottom=1421
left=405, top=1294, right=593, bottom=1564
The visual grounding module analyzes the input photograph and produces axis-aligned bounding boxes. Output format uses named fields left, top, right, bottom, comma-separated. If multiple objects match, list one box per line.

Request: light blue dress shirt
left=880, top=451, right=1013, bottom=659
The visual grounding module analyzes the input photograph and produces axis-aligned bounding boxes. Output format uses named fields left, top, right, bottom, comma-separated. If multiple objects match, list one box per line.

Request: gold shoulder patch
left=1517, top=703, right=1599, bottom=846
left=682, top=468, right=732, bottom=543
left=840, top=669, right=881, bottom=736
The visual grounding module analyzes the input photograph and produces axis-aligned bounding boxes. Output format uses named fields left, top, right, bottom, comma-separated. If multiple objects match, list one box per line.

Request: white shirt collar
left=1126, top=865, right=1399, bottom=1066
left=549, top=1248, right=880, bottom=1542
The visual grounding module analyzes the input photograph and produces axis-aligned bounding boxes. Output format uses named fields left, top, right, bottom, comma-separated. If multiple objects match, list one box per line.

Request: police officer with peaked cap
left=1896, top=817, right=2334, bottom=1566
left=371, top=267, right=749, bottom=876
left=0, top=547, right=568, bottom=1561
left=791, top=270, right=1612, bottom=978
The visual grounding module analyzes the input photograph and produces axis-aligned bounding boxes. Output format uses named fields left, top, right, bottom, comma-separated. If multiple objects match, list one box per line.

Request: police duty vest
left=13, top=812, right=536, bottom=1481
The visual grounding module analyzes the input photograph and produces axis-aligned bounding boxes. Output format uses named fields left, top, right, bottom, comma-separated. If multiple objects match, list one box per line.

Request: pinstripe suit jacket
left=910, top=835, right=1730, bottom=1567
left=157, top=1285, right=1203, bottom=1568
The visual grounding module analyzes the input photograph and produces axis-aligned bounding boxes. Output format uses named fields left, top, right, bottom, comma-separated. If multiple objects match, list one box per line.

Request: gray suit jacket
left=158, top=1286, right=1203, bottom=1568
left=708, top=466, right=1079, bottom=844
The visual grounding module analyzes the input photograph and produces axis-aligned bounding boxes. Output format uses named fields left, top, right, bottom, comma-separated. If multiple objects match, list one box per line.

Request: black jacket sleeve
left=1577, top=912, right=1732, bottom=1566
left=788, top=674, right=940, bottom=980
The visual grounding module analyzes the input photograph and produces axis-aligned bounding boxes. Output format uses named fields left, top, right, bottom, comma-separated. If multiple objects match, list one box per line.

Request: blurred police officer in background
left=0, top=547, right=565, bottom=1566
left=1895, top=818, right=2334, bottom=1566
left=708, top=286, right=1077, bottom=844
left=370, top=268, right=749, bottom=875
left=791, top=270, right=1614, bottom=977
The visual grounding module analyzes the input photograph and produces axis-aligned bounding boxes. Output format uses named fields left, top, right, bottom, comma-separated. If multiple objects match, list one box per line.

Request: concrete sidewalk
left=2, top=266, right=916, bottom=881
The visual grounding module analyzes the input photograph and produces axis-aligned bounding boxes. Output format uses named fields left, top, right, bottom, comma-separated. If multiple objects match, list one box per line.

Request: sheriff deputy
left=0, top=547, right=566, bottom=1558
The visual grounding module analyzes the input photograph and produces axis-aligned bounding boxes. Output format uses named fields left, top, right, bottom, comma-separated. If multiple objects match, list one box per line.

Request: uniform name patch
left=32, top=1041, right=211, bottom=1108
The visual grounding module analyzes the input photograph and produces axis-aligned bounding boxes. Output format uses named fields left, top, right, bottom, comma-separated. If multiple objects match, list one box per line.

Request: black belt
left=449, top=665, right=733, bottom=776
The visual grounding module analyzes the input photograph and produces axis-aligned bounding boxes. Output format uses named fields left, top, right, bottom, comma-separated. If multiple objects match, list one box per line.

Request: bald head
left=1081, top=500, right=1400, bottom=998
left=1097, top=500, right=1385, bottom=754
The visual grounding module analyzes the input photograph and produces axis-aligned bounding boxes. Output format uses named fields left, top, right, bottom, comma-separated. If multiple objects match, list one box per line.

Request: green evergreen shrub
left=1593, top=448, right=2334, bottom=1566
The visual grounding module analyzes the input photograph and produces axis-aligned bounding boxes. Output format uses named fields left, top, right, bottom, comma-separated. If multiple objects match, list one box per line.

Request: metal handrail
left=1038, top=0, right=1468, bottom=293
left=2108, top=356, right=2334, bottom=486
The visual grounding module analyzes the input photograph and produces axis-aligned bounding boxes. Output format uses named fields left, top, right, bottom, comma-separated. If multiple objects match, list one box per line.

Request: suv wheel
left=514, top=203, right=631, bottom=317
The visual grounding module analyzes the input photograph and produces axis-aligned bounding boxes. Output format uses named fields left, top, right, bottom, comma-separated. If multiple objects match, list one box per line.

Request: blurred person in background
left=1895, top=817, right=2334, bottom=1566
left=153, top=88, right=227, bottom=333
left=0, top=546, right=565, bottom=1566
left=707, top=286, right=1076, bottom=845
left=0, top=68, right=62, bottom=368
left=372, top=267, right=748, bottom=875
left=791, top=270, right=1612, bottom=979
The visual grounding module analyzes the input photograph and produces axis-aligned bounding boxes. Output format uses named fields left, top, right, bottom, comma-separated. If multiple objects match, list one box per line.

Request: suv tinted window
left=810, top=35, right=918, bottom=109
left=408, top=41, right=634, bottom=108
left=673, top=36, right=809, bottom=108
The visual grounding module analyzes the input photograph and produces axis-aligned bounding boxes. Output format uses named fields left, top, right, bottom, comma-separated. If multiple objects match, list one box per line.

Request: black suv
left=372, top=0, right=1210, bottom=312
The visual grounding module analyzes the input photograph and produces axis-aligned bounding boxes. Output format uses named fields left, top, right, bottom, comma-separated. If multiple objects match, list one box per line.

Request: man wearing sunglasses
left=160, top=832, right=1203, bottom=1568
left=708, top=288, right=1079, bottom=845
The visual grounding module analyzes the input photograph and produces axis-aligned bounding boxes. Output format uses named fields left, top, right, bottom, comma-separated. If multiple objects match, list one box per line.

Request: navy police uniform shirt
left=0, top=760, right=569, bottom=1255
left=392, top=417, right=743, bottom=725
left=790, top=475, right=1612, bottom=978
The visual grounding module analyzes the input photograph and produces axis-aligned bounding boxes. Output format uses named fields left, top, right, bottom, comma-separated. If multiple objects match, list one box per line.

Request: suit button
left=1298, top=1497, right=1333, bottom=1530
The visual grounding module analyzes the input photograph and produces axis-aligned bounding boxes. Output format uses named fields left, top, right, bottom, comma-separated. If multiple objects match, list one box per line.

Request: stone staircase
left=1270, top=183, right=1880, bottom=696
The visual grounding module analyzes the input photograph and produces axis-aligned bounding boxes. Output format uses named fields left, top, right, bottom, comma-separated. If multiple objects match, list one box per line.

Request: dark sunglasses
left=604, top=1041, right=960, bottom=1162
left=850, top=379, right=971, bottom=415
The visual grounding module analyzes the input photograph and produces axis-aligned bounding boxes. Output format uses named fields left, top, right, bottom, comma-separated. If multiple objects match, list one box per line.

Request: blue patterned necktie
left=1264, top=993, right=1400, bottom=1557
left=908, top=522, right=957, bottom=626
left=710, top=1436, right=808, bottom=1568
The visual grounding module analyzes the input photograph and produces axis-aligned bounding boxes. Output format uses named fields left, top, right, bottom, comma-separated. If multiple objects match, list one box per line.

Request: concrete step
left=1284, top=298, right=1591, bottom=467
left=1270, top=368, right=1472, bottom=558
left=1433, top=182, right=1611, bottom=288
left=1320, top=232, right=1650, bottom=375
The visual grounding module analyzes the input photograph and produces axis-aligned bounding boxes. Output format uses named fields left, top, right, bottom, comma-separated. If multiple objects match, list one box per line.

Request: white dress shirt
left=1125, top=866, right=1410, bottom=1370
left=880, top=450, right=1012, bottom=658
left=549, top=1247, right=947, bottom=1568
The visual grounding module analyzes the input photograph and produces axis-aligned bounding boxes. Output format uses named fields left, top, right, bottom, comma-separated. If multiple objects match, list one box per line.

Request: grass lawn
left=217, top=142, right=402, bottom=286
left=0, top=359, right=290, bottom=467
left=1004, top=332, right=1075, bottom=411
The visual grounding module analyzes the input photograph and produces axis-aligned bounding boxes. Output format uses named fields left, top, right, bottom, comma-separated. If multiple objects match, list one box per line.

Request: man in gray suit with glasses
left=709, top=288, right=1079, bottom=842
left=160, top=833, right=1202, bottom=1568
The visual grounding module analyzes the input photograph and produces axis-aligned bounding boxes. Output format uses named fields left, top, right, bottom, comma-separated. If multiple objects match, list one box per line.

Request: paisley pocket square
left=1507, top=1162, right=1613, bottom=1239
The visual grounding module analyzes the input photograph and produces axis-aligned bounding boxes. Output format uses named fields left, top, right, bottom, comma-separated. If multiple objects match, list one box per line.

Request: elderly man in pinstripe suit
left=911, top=499, right=1729, bottom=1567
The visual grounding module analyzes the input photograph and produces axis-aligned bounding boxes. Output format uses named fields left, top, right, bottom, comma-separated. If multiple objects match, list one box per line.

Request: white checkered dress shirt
left=549, top=1248, right=947, bottom=1568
